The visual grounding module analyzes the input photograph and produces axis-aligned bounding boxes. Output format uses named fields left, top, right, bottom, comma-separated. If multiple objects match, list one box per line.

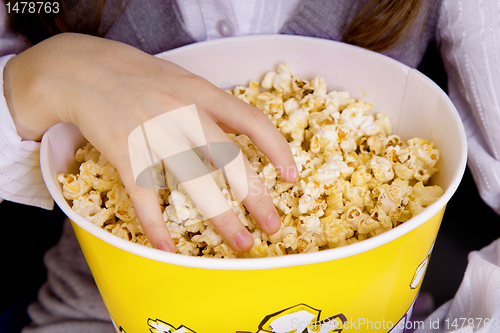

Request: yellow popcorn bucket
left=40, top=36, right=467, bottom=333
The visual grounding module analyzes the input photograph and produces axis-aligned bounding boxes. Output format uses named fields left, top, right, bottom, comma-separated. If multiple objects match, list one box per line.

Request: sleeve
left=414, top=2, right=500, bottom=332
left=437, top=0, right=500, bottom=215
left=0, top=2, right=54, bottom=210
left=415, top=239, right=500, bottom=333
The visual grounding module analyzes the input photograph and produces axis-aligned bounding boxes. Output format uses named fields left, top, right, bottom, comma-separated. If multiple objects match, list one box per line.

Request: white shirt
left=437, top=0, right=500, bottom=218
left=176, top=0, right=301, bottom=41
left=0, top=2, right=50, bottom=208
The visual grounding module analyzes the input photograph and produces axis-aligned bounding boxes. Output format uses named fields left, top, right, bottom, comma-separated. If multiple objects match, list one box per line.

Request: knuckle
left=184, top=175, right=214, bottom=192
left=181, top=73, right=210, bottom=91
left=124, top=181, right=144, bottom=196
left=177, top=163, right=210, bottom=183
left=211, top=210, right=236, bottom=229
left=275, top=139, right=292, bottom=158
left=247, top=106, right=267, bottom=128
left=250, top=188, right=271, bottom=208
left=141, top=221, right=165, bottom=235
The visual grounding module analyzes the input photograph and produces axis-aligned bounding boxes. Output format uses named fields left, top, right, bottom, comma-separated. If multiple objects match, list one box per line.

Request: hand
left=4, top=33, right=298, bottom=252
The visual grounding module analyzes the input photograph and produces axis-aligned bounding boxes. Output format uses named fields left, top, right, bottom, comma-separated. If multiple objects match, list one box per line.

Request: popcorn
left=59, top=63, right=444, bottom=258
left=105, top=182, right=136, bottom=221
left=74, top=142, right=100, bottom=163
left=408, top=181, right=444, bottom=216
left=176, top=237, right=200, bottom=257
left=79, top=154, right=119, bottom=192
left=312, top=154, right=352, bottom=183
left=372, top=178, right=413, bottom=226
left=71, top=190, right=115, bottom=226
left=370, top=156, right=395, bottom=183
left=261, top=63, right=294, bottom=96
left=56, top=173, right=91, bottom=200
left=213, top=242, right=238, bottom=258
left=296, top=234, right=319, bottom=253
left=260, top=163, right=278, bottom=189
left=104, top=221, right=137, bottom=242
left=322, top=215, right=354, bottom=247
left=192, top=223, right=223, bottom=248
left=282, top=225, right=299, bottom=250
left=297, top=215, right=323, bottom=235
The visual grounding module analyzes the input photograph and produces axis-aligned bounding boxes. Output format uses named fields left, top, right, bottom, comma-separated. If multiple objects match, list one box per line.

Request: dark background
left=0, top=201, right=65, bottom=332
left=1, top=42, right=500, bottom=332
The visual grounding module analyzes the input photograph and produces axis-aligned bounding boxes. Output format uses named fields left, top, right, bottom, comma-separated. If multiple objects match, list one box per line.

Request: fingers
left=146, top=105, right=279, bottom=251
left=124, top=180, right=176, bottom=252
left=220, top=149, right=281, bottom=235
left=160, top=145, right=254, bottom=252
left=239, top=158, right=281, bottom=235
left=117, top=137, right=176, bottom=252
left=181, top=174, right=254, bottom=252
left=200, top=113, right=281, bottom=236
left=201, top=87, right=299, bottom=183
left=137, top=106, right=254, bottom=252
left=210, top=211, right=254, bottom=252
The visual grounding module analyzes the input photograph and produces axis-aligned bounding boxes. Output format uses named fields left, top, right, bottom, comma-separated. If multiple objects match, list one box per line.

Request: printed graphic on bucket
left=114, top=301, right=420, bottom=333
left=248, top=304, right=347, bottom=333
left=115, top=300, right=420, bottom=333
left=410, top=241, right=435, bottom=289
left=116, top=303, right=347, bottom=333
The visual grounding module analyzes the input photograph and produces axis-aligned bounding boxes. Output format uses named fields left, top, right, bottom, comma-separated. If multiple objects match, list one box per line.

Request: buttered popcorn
left=58, top=63, right=444, bottom=258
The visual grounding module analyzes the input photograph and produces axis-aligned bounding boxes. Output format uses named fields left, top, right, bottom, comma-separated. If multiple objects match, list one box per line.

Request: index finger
left=201, top=86, right=299, bottom=183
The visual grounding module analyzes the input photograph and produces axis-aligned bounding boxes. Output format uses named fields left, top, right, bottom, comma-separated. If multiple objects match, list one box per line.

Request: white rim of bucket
left=40, top=35, right=467, bottom=271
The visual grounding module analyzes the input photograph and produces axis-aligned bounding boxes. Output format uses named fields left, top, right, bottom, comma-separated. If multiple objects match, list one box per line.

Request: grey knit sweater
left=102, top=0, right=441, bottom=68
left=22, top=0, right=442, bottom=332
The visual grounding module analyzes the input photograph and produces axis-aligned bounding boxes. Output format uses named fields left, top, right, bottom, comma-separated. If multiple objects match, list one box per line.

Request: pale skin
left=4, top=32, right=299, bottom=253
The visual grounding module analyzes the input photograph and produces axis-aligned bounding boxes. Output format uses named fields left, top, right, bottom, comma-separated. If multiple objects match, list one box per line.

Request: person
left=0, top=0, right=498, bottom=332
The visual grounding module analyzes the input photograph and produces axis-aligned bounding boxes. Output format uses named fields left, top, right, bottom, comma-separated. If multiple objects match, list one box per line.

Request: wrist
left=3, top=33, right=98, bottom=142
left=4, top=46, right=59, bottom=142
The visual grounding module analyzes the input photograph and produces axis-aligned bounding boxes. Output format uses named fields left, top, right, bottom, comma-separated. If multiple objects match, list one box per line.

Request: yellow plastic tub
left=41, top=35, right=467, bottom=333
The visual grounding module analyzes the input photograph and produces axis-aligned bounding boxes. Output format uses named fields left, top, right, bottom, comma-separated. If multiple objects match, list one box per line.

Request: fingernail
left=158, top=241, right=174, bottom=252
left=235, top=231, right=253, bottom=251
left=266, top=211, right=281, bottom=232
left=289, top=165, right=298, bottom=181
